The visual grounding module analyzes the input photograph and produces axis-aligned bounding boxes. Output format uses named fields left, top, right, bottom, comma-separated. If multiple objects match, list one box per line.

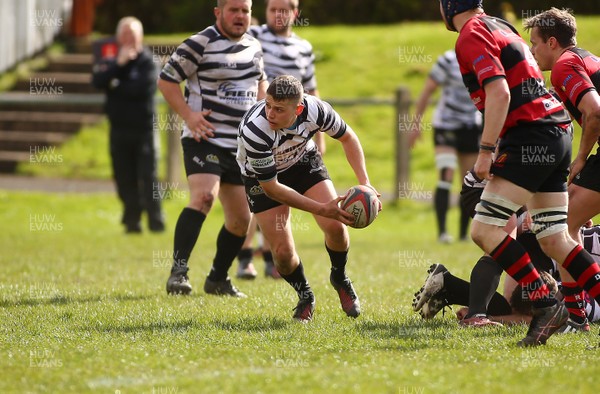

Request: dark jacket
left=92, top=47, right=157, bottom=135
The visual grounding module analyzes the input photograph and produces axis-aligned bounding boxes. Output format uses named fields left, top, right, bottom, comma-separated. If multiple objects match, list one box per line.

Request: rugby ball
left=340, top=185, right=380, bottom=228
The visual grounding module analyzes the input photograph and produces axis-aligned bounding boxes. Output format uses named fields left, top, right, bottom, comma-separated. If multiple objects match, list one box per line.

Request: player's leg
left=137, top=133, right=164, bottom=232
left=568, top=184, right=600, bottom=243
left=457, top=152, right=478, bottom=240
left=305, top=179, right=360, bottom=318
left=456, top=124, right=481, bottom=241
left=531, top=191, right=600, bottom=318
left=260, top=234, right=277, bottom=278
left=434, top=143, right=457, bottom=243
left=110, top=137, right=142, bottom=233
left=471, top=176, right=570, bottom=345
left=236, top=215, right=258, bottom=280
left=166, top=139, right=222, bottom=295
left=166, top=172, right=220, bottom=294
left=254, top=205, right=315, bottom=322
left=202, top=182, right=250, bottom=297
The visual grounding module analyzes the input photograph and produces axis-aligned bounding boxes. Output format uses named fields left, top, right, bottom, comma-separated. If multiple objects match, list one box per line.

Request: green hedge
left=94, top=0, right=600, bottom=34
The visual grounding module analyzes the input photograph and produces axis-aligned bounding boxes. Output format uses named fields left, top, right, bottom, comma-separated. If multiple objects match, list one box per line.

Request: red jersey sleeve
left=551, top=54, right=596, bottom=110
left=457, top=26, right=506, bottom=87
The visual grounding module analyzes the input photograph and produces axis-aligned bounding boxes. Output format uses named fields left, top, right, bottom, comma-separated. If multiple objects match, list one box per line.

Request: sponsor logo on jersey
left=542, top=97, right=562, bottom=111
left=249, top=156, right=275, bottom=169
left=218, top=82, right=257, bottom=98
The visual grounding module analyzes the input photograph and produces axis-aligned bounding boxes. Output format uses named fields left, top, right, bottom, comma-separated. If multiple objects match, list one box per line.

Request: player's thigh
left=219, top=183, right=251, bottom=236
left=254, top=205, right=296, bottom=260
left=187, top=173, right=220, bottom=213
left=458, top=152, right=478, bottom=177
left=304, top=180, right=347, bottom=236
left=482, top=176, right=532, bottom=208
left=568, top=183, right=600, bottom=230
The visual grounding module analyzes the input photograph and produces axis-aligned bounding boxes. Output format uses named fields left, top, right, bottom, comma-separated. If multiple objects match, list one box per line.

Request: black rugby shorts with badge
left=181, top=137, right=244, bottom=185
left=243, top=149, right=330, bottom=213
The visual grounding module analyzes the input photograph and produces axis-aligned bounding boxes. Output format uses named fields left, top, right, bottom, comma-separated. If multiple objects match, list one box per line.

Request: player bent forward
left=237, top=75, right=380, bottom=322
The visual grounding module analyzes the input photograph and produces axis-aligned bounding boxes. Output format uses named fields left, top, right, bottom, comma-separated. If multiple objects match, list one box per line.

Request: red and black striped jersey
left=551, top=48, right=600, bottom=125
left=456, top=14, right=571, bottom=137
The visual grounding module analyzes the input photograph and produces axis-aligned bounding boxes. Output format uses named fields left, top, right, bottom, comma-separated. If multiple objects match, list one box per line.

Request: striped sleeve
left=159, top=33, right=207, bottom=83
left=306, top=96, right=347, bottom=139
left=239, top=104, right=277, bottom=181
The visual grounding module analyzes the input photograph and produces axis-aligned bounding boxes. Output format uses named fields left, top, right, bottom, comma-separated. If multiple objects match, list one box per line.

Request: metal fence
left=0, top=0, right=71, bottom=73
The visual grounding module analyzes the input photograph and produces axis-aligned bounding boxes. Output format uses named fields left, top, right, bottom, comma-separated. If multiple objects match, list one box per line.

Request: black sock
left=443, top=270, right=512, bottom=316
left=466, top=255, right=504, bottom=317
left=326, top=244, right=348, bottom=281
left=434, top=184, right=450, bottom=236
left=441, top=272, right=469, bottom=306
left=459, top=203, right=470, bottom=239
left=262, top=250, right=274, bottom=264
left=172, top=208, right=205, bottom=273
left=207, top=226, right=246, bottom=282
left=279, top=261, right=314, bottom=300
left=238, top=248, right=253, bottom=262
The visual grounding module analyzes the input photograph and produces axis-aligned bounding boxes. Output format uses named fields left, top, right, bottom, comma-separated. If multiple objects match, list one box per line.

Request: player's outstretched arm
left=569, top=91, right=600, bottom=184
left=259, top=179, right=355, bottom=225
left=337, top=129, right=377, bottom=195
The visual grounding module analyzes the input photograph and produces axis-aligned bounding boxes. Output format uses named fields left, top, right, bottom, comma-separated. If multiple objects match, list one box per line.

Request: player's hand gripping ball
left=339, top=185, right=381, bottom=228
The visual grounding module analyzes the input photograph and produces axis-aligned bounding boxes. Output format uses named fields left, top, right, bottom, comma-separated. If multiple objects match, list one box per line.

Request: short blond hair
left=265, top=0, right=298, bottom=9
left=116, top=16, right=143, bottom=38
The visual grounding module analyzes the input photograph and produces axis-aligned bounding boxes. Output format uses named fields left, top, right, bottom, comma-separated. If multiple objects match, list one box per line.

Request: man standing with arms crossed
left=439, top=0, right=600, bottom=346
left=158, top=0, right=267, bottom=296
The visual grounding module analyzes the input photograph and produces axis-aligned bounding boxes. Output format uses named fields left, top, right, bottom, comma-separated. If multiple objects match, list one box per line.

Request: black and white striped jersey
left=237, top=94, right=347, bottom=180
left=429, top=50, right=481, bottom=130
left=159, top=25, right=266, bottom=154
left=248, top=25, right=317, bottom=91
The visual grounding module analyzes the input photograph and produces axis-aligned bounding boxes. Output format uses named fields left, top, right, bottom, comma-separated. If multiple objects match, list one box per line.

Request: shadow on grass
left=0, top=293, right=151, bottom=308
left=210, top=316, right=290, bottom=332
left=85, top=316, right=290, bottom=334
left=87, top=319, right=199, bottom=334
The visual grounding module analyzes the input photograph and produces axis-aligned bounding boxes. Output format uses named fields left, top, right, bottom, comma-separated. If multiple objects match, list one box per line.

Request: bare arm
left=569, top=91, right=600, bottom=184
left=257, top=80, right=268, bottom=101
left=157, top=78, right=215, bottom=141
left=410, top=77, right=439, bottom=148
left=474, top=77, right=510, bottom=180
left=338, top=128, right=373, bottom=190
left=259, top=179, right=354, bottom=225
left=306, top=88, right=326, bottom=154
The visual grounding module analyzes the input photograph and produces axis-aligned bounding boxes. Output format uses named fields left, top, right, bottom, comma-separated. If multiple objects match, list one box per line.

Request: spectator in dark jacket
left=92, top=16, right=164, bottom=233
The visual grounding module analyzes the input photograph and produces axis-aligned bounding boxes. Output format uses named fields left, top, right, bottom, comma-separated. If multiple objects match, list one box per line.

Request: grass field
left=3, top=19, right=600, bottom=393
left=1, top=191, right=598, bottom=393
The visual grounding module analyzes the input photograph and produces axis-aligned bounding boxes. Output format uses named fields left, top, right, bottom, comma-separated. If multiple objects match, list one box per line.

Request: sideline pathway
left=0, top=175, right=114, bottom=193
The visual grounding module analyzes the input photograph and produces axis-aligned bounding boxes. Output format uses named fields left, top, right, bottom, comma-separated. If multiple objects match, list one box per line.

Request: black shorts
left=434, top=125, right=482, bottom=153
left=572, top=149, right=600, bottom=192
left=242, top=149, right=330, bottom=213
left=491, top=125, right=572, bottom=193
left=181, top=138, right=243, bottom=185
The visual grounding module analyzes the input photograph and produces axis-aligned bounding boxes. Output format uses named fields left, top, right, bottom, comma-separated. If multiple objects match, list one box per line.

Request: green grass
left=17, top=18, right=600, bottom=194
left=1, top=190, right=597, bottom=393
left=5, top=19, right=600, bottom=393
